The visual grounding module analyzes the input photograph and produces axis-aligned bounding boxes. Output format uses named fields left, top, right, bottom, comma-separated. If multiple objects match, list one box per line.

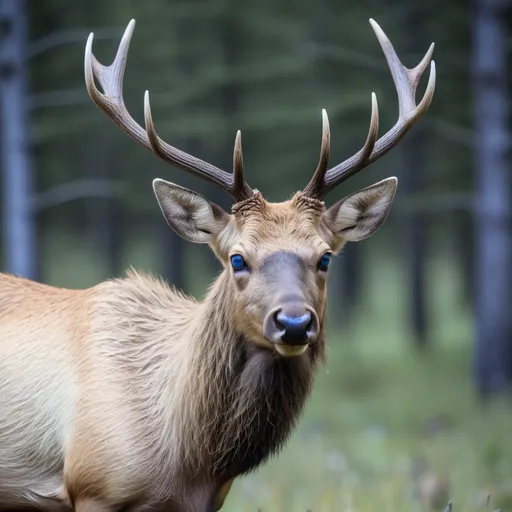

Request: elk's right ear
left=322, top=177, right=397, bottom=249
left=153, top=179, right=231, bottom=243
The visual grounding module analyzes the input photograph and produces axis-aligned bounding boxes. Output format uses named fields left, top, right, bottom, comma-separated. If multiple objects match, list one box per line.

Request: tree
left=0, top=0, right=37, bottom=279
left=471, top=0, right=512, bottom=395
left=401, top=7, right=429, bottom=348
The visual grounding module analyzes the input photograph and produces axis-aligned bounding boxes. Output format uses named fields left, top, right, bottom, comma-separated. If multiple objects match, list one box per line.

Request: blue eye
left=318, top=253, right=331, bottom=271
left=231, top=254, right=247, bottom=272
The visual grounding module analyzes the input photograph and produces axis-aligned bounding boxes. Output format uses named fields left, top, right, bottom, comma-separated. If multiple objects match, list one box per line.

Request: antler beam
left=84, top=19, right=253, bottom=202
left=302, top=18, right=436, bottom=200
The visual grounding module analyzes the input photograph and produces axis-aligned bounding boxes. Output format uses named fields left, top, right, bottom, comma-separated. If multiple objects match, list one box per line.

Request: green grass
left=222, top=340, right=509, bottom=511
left=41, top=229, right=512, bottom=511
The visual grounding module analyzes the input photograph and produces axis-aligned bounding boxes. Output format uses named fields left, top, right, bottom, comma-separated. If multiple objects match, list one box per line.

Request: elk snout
left=276, top=311, right=311, bottom=344
left=263, top=303, right=319, bottom=356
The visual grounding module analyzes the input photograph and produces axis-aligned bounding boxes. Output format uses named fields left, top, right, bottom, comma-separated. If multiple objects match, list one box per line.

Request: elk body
left=0, top=18, right=436, bottom=512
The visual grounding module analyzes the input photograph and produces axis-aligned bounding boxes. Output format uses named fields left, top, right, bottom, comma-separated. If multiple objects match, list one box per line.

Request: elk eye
left=231, top=254, right=247, bottom=272
left=318, top=252, right=332, bottom=271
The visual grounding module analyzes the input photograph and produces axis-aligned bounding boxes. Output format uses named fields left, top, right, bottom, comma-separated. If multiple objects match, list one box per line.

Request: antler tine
left=370, top=18, right=435, bottom=118
left=302, top=18, right=436, bottom=200
left=303, top=96, right=379, bottom=198
left=304, top=110, right=331, bottom=199
left=85, top=20, right=149, bottom=149
left=143, top=91, right=251, bottom=201
left=85, top=20, right=253, bottom=202
left=233, top=130, right=249, bottom=198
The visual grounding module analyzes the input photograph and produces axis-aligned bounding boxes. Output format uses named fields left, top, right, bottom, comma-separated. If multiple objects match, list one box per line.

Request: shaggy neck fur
left=176, top=270, right=325, bottom=478
left=99, top=268, right=325, bottom=487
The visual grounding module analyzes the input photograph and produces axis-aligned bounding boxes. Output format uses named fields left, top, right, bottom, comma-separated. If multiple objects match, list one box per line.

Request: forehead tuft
left=231, top=191, right=267, bottom=216
left=292, top=193, right=325, bottom=215
left=232, top=191, right=324, bottom=224
left=227, top=192, right=329, bottom=253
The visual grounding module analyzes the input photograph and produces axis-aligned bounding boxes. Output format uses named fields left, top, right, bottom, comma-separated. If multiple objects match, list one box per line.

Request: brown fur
left=0, top=184, right=397, bottom=511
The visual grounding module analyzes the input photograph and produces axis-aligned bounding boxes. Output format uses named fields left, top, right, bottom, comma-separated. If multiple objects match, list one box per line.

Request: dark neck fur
left=186, top=272, right=324, bottom=479
left=213, top=341, right=321, bottom=477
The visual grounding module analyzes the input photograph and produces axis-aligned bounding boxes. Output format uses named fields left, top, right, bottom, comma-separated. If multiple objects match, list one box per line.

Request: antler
left=302, top=18, right=436, bottom=200
left=84, top=19, right=253, bottom=202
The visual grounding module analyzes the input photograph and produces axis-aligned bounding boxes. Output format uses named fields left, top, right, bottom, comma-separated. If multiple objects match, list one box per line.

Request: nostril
left=273, top=310, right=285, bottom=332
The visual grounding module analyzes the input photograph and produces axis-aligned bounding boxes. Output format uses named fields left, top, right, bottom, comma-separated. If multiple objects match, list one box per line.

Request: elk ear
left=153, top=179, right=231, bottom=243
left=322, top=177, right=397, bottom=244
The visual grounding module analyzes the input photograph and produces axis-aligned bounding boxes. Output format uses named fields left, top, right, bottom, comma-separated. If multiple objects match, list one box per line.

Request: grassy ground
left=41, top=230, right=512, bottom=511
left=223, top=333, right=512, bottom=511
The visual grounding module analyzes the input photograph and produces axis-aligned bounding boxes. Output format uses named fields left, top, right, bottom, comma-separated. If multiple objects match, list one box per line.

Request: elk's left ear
left=153, top=179, right=231, bottom=244
left=322, top=177, right=398, bottom=244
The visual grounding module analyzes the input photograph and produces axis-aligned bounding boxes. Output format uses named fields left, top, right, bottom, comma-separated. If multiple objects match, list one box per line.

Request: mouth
left=274, top=343, right=309, bottom=357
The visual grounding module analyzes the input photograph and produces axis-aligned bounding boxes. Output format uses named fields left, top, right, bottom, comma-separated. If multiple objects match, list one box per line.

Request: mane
left=91, top=268, right=324, bottom=488
left=174, top=271, right=325, bottom=477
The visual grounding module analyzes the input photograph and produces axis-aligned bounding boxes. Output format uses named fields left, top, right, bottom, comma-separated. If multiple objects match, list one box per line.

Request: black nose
left=275, top=310, right=312, bottom=344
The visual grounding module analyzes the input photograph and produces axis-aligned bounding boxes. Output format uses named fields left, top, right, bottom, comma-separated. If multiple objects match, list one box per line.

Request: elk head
left=84, top=18, right=435, bottom=357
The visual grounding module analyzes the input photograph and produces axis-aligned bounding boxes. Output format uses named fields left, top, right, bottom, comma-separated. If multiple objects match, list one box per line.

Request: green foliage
left=25, top=0, right=471, bottom=230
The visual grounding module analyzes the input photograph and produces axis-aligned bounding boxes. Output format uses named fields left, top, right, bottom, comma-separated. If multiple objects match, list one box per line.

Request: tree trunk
left=403, top=8, right=429, bottom=348
left=472, top=0, right=512, bottom=395
left=402, top=125, right=428, bottom=348
left=339, top=243, right=361, bottom=325
left=219, top=5, right=241, bottom=181
left=455, top=212, right=474, bottom=309
left=0, top=0, right=37, bottom=279
left=84, top=138, right=123, bottom=278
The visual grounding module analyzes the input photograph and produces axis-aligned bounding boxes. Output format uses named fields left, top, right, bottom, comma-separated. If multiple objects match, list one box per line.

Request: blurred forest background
left=1, top=0, right=512, bottom=510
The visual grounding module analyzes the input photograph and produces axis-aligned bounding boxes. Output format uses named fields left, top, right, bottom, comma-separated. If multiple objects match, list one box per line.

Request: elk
left=0, top=17, right=435, bottom=512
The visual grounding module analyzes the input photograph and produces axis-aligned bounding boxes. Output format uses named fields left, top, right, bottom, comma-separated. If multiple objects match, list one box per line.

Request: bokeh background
left=1, top=0, right=512, bottom=510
